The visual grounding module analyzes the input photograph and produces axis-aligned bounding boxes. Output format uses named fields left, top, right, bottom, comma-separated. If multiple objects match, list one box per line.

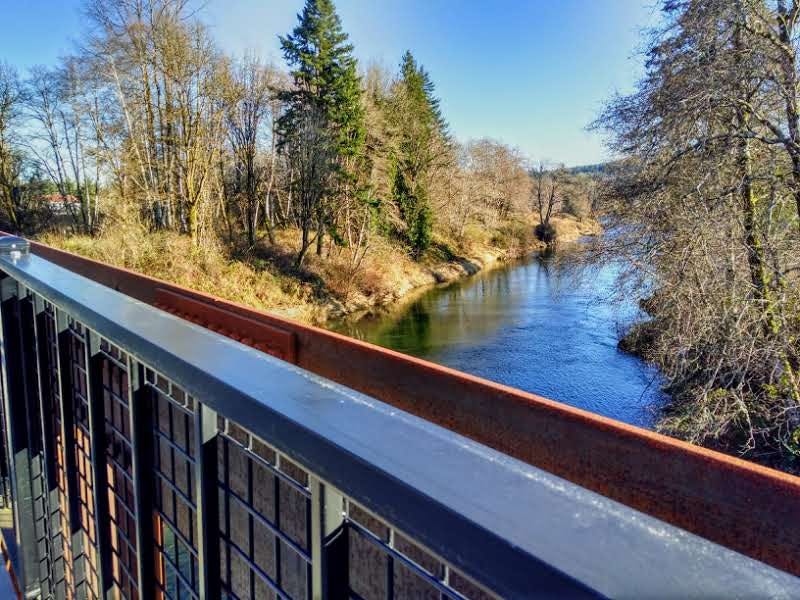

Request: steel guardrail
left=0, top=237, right=797, bottom=598
left=19, top=233, right=800, bottom=580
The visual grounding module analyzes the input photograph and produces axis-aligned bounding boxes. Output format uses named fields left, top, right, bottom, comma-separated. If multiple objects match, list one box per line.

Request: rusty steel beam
left=154, top=287, right=297, bottom=363
left=19, top=235, right=800, bottom=578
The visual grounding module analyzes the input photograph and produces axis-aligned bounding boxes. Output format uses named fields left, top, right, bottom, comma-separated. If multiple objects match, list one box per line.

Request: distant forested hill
left=567, top=163, right=608, bottom=175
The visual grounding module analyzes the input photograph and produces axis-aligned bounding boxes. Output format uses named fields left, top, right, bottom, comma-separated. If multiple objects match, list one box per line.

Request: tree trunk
left=738, top=112, right=800, bottom=403
left=738, top=134, right=770, bottom=299
left=188, top=202, right=199, bottom=246
left=247, top=192, right=256, bottom=248
left=788, top=155, right=800, bottom=229
left=315, top=215, right=324, bottom=256
left=775, top=0, right=800, bottom=229
left=296, top=219, right=311, bottom=267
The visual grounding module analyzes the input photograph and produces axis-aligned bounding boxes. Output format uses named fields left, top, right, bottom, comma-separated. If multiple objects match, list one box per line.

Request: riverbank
left=333, top=240, right=660, bottom=427
left=336, top=213, right=601, bottom=323
left=40, top=213, right=599, bottom=325
left=327, top=213, right=600, bottom=318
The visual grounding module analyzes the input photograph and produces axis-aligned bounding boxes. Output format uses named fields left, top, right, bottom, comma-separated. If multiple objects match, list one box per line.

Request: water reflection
left=333, top=253, right=664, bottom=427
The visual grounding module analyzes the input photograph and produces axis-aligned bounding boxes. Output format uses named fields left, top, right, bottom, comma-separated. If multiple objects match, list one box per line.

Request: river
left=333, top=252, right=664, bottom=428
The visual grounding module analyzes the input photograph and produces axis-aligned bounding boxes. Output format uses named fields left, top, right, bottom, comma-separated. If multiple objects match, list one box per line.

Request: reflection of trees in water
left=539, top=249, right=583, bottom=293
left=385, top=262, right=533, bottom=353
left=379, top=302, right=434, bottom=356
left=330, top=249, right=661, bottom=426
left=335, top=251, right=633, bottom=357
left=536, top=247, right=610, bottom=302
left=534, top=247, right=646, bottom=332
left=455, top=268, right=513, bottom=306
left=341, top=262, right=527, bottom=355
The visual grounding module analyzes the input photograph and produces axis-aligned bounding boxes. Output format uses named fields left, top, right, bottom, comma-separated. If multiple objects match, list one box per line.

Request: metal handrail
left=0, top=238, right=798, bottom=598
left=22, top=231, right=800, bottom=581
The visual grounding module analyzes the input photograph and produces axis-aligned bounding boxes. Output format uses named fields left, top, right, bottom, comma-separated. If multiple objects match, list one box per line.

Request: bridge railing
left=0, top=234, right=798, bottom=599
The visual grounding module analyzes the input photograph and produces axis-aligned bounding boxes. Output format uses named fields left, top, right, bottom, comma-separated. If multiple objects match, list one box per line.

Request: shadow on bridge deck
left=0, top=513, right=22, bottom=600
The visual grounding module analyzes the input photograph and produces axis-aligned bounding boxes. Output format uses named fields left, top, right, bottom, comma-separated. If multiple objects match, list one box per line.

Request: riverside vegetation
left=0, top=0, right=599, bottom=323
left=595, top=0, right=800, bottom=472
left=6, top=0, right=798, bottom=474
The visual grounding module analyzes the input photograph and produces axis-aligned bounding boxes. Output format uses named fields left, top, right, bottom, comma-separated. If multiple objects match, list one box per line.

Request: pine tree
left=388, top=51, right=450, bottom=259
left=278, top=0, right=365, bottom=265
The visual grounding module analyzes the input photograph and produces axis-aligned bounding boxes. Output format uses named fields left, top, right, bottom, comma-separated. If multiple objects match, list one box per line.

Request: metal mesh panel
left=66, top=318, right=100, bottom=599
left=39, top=301, right=73, bottom=598
left=17, top=294, right=56, bottom=598
left=98, top=339, right=139, bottom=600
left=146, top=368, right=199, bottom=600
left=345, top=501, right=496, bottom=600
left=216, top=419, right=311, bottom=600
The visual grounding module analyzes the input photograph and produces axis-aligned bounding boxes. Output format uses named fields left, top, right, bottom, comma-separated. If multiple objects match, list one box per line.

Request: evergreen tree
left=278, top=0, right=366, bottom=265
left=388, top=51, right=450, bottom=259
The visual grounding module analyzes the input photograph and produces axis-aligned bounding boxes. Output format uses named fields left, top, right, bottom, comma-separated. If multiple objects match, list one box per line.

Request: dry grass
left=40, top=223, right=327, bottom=323
left=38, top=211, right=588, bottom=324
left=550, top=214, right=602, bottom=243
left=277, top=229, right=436, bottom=311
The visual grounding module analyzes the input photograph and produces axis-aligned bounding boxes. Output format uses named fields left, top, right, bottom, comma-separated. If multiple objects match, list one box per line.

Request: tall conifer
left=279, top=0, right=365, bottom=264
left=389, top=51, right=449, bottom=259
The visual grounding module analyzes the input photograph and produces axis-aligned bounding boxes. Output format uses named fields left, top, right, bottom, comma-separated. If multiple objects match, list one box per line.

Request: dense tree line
left=0, top=0, right=597, bottom=271
left=596, top=0, right=800, bottom=466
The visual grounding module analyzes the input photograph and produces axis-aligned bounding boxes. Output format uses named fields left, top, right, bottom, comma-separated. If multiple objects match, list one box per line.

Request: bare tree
left=224, top=57, right=280, bottom=246
left=24, top=65, right=99, bottom=234
left=740, top=0, right=800, bottom=229
left=283, top=105, right=333, bottom=267
left=463, top=138, right=531, bottom=224
left=594, top=0, right=800, bottom=464
left=0, top=62, right=24, bottom=230
left=531, top=161, right=563, bottom=242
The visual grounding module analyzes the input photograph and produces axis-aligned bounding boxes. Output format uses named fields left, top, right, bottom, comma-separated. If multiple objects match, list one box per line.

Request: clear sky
left=0, top=0, right=659, bottom=166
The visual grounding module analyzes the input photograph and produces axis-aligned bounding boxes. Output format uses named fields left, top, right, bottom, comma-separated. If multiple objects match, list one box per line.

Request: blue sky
left=1, top=1, right=659, bottom=166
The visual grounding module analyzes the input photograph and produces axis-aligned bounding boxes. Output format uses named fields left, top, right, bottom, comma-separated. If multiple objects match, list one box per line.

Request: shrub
left=534, top=222, right=557, bottom=243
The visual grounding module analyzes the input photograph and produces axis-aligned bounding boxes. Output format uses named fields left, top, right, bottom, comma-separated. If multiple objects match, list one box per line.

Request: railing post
left=310, top=477, right=347, bottom=600
left=127, top=359, right=155, bottom=597
left=30, top=293, right=59, bottom=599
left=0, top=277, right=43, bottom=597
left=85, top=332, right=113, bottom=599
left=194, top=403, right=219, bottom=600
left=18, top=290, right=53, bottom=597
left=55, top=308, right=83, bottom=598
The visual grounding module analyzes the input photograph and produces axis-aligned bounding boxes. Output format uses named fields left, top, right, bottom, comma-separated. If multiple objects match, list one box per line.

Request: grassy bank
left=40, top=213, right=599, bottom=326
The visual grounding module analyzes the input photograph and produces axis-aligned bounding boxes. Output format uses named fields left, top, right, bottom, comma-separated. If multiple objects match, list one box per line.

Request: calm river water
left=333, top=253, right=664, bottom=428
